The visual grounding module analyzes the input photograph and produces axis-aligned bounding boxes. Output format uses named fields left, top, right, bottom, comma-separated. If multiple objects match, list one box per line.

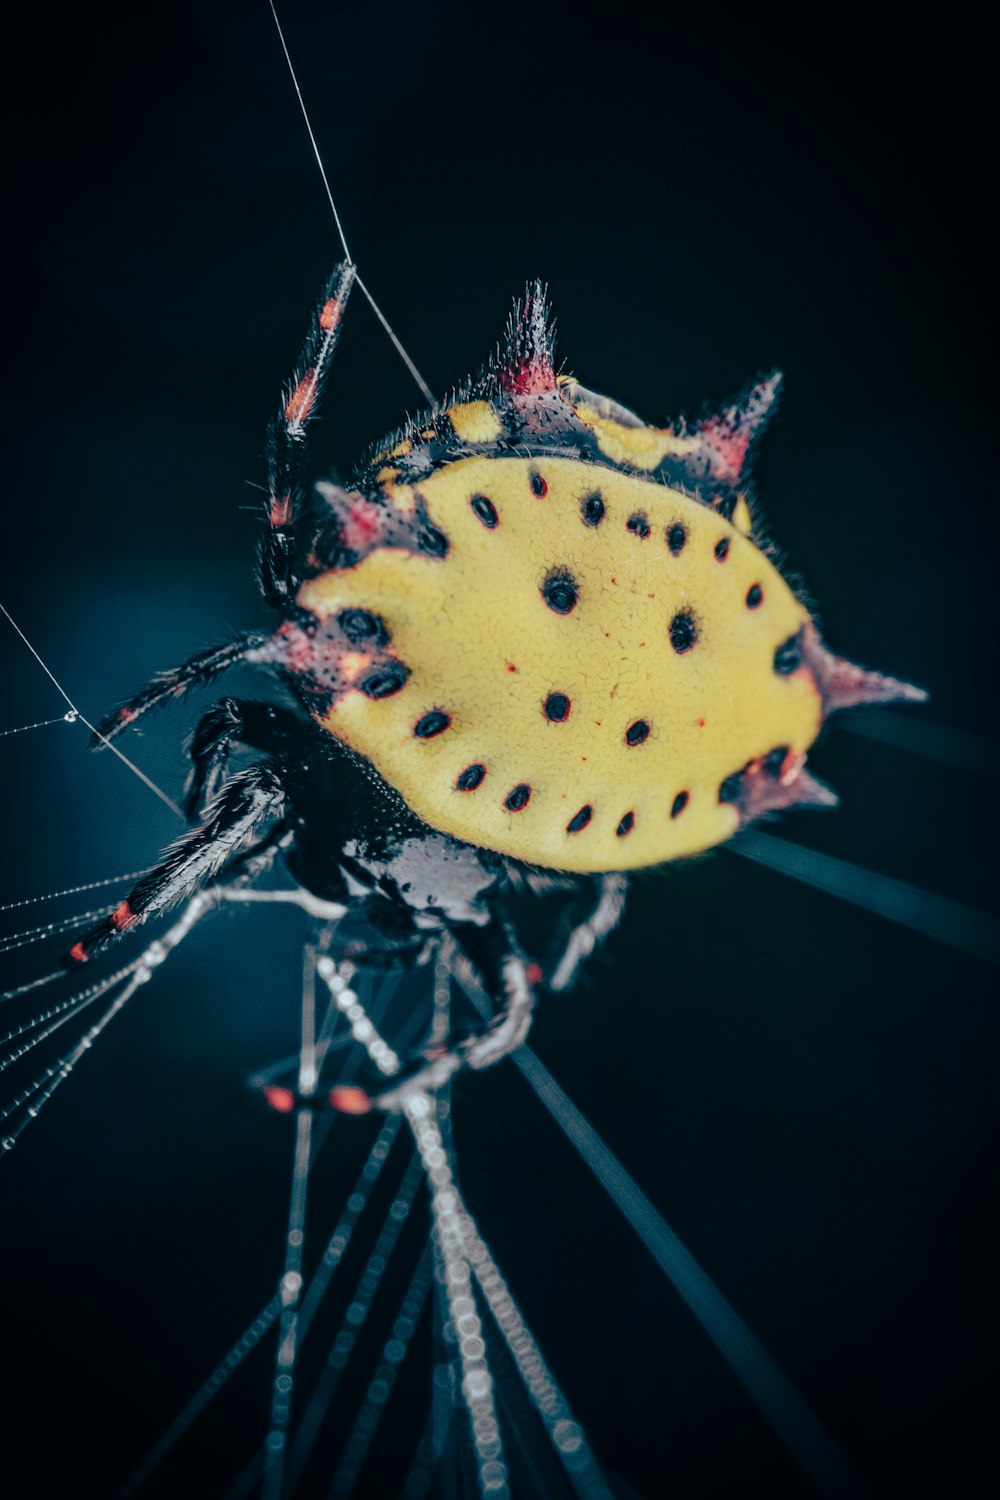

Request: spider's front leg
left=66, top=763, right=290, bottom=965
left=90, top=262, right=357, bottom=751
left=260, top=260, right=356, bottom=607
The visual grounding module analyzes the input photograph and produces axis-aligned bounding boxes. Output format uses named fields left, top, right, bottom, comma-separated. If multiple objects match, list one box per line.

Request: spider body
left=70, top=263, right=923, bottom=1108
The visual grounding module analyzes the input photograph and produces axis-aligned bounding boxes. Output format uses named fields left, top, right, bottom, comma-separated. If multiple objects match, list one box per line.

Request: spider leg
left=183, top=697, right=308, bottom=818
left=66, top=763, right=288, bottom=965
left=260, top=261, right=356, bottom=607
left=547, top=873, right=629, bottom=993
left=358, top=918, right=540, bottom=1113
left=92, top=632, right=268, bottom=747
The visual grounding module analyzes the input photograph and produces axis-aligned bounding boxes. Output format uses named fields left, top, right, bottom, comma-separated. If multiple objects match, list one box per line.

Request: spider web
left=1, top=601, right=997, bottom=1496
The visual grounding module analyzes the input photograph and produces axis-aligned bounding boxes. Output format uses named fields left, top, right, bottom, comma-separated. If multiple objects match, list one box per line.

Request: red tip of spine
left=69, top=941, right=88, bottom=965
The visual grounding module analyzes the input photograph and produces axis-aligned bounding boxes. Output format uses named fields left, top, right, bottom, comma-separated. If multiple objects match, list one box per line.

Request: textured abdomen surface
left=298, top=454, right=821, bottom=872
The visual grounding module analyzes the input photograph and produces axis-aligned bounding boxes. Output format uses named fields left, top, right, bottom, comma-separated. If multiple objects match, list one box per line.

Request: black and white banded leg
left=68, top=764, right=288, bottom=964
left=548, top=874, right=629, bottom=994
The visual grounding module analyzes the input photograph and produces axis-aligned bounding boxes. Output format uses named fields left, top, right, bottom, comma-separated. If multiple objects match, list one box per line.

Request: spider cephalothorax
left=68, top=263, right=923, bottom=1108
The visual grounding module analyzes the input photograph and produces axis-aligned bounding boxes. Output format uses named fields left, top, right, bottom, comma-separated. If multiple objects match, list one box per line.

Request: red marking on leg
left=262, top=1085, right=297, bottom=1114
left=319, top=297, right=342, bottom=332
left=69, top=941, right=88, bottom=965
left=525, top=962, right=543, bottom=986
left=270, top=494, right=293, bottom=528
left=285, top=370, right=317, bottom=424
left=328, top=1085, right=372, bottom=1115
left=111, top=900, right=137, bottom=932
left=117, top=706, right=137, bottom=726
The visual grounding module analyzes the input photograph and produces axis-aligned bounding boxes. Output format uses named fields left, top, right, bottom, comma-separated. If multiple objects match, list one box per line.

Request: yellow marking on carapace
left=732, top=495, right=752, bottom=534
left=446, top=400, right=503, bottom=445
left=296, top=456, right=821, bottom=873
left=573, top=404, right=702, bottom=472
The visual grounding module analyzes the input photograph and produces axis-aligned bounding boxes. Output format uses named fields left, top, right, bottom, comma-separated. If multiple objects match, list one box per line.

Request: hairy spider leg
left=90, top=262, right=356, bottom=751
left=260, top=260, right=356, bottom=607
left=66, top=764, right=288, bottom=964
left=183, top=697, right=308, bottom=817
left=91, top=632, right=269, bottom=747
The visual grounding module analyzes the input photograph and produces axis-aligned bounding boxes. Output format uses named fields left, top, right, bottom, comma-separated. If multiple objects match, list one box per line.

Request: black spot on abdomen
left=470, top=494, right=499, bottom=529
left=542, top=572, right=579, bottom=615
left=669, top=613, right=697, bottom=654
left=414, top=711, right=451, bottom=739
left=718, top=770, right=744, bottom=804
left=774, top=633, right=802, bottom=674
left=418, top=524, right=449, bottom=557
left=338, top=608, right=387, bottom=646
left=581, top=493, right=606, bottom=527
left=362, top=664, right=409, bottom=699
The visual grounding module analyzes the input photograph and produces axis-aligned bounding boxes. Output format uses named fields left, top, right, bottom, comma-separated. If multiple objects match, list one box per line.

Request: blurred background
left=2, top=2, right=996, bottom=1496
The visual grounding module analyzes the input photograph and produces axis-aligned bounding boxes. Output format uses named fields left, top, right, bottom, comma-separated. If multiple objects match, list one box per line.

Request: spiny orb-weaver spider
left=69, top=262, right=924, bottom=1111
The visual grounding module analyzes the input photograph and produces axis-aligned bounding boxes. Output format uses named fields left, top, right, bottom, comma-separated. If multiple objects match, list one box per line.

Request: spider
left=67, top=261, right=923, bottom=1111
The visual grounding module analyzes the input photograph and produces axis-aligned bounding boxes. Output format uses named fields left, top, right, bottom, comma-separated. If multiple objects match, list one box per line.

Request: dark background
left=2, top=3, right=996, bottom=1497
